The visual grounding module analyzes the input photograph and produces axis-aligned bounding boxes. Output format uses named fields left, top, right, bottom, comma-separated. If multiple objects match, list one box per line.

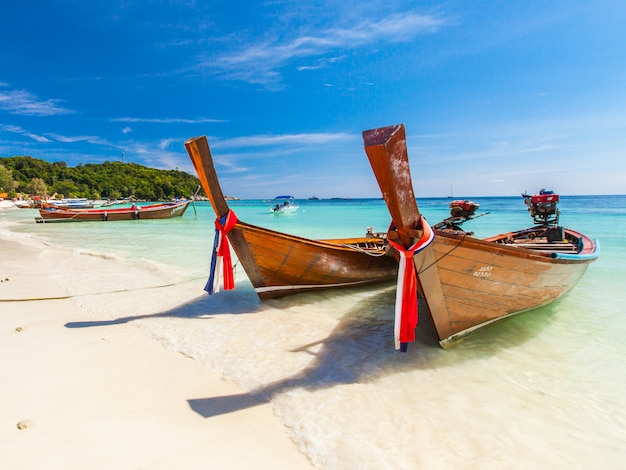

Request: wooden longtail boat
left=36, top=200, right=191, bottom=223
left=364, top=124, right=599, bottom=348
left=184, top=136, right=398, bottom=299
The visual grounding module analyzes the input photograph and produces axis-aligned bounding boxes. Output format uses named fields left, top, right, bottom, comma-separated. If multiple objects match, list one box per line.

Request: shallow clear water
left=2, top=195, right=625, bottom=469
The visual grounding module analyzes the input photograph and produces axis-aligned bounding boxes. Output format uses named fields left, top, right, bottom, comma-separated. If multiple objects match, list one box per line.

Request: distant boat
left=364, top=123, right=599, bottom=348
left=36, top=200, right=191, bottom=223
left=184, top=136, right=398, bottom=299
left=46, top=198, right=96, bottom=209
left=13, top=200, right=34, bottom=209
left=270, top=195, right=299, bottom=214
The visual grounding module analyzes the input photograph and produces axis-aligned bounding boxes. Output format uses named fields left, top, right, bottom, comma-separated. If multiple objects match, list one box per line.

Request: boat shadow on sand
left=65, top=282, right=557, bottom=418
left=63, top=284, right=263, bottom=328
left=186, top=288, right=557, bottom=419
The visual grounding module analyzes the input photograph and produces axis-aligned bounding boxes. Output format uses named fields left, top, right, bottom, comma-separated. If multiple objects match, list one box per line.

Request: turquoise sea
left=2, top=195, right=625, bottom=469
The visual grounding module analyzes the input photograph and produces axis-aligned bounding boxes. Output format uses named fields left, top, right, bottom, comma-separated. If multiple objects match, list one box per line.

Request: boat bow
left=363, top=124, right=443, bottom=351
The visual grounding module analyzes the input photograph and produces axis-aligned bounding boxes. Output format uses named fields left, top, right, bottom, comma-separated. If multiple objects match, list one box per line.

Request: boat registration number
left=473, top=266, right=493, bottom=278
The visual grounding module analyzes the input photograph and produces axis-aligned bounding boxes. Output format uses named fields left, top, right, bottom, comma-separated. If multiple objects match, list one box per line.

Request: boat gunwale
left=234, top=219, right=389, bottom=254
left=435, top=227, right=599, bottom=264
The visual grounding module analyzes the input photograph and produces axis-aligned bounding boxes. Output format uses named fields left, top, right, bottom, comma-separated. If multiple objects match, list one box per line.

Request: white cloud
left=1, top=124, right=51, bottom=142
left=214, top=132, right=352, bottom=149
left=297, top=65, right=322, bottom=71
left=0, top=87, right=73, bottom=116
left=297, top=55, right=346, bottom=72
left=112, top=117, right=225, bottom=124
left=208, top=12, right=445, bottom=87
left=29, top=133, right=51, bottom=143
left=46, top=133, right=112, bottom=146
left=159, top=138, right=175, bottom=150
left=48, top=134, right=99, bottom=143
left=117, top=140, right=192, bottom=171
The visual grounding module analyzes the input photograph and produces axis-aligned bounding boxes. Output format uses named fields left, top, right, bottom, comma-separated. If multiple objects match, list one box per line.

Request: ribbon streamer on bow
left=387, top=216, right=435, bottom=351
left=205, top=209, right=238, bottom=294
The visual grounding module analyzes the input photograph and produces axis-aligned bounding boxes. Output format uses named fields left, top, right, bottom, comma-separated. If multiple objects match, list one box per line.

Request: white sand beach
left=3, top=200, right=625, bottom=470
left=0, top=230, right=313, bottom=469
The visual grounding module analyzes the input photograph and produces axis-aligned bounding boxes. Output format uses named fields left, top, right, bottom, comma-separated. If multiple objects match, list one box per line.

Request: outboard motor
left=449, top=199, right=480, bottom=219
left=523, top=189, right=559, bottom=225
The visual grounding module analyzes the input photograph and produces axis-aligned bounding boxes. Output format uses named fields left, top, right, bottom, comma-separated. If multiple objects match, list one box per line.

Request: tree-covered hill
left=0, top=156, right=201, bottom=201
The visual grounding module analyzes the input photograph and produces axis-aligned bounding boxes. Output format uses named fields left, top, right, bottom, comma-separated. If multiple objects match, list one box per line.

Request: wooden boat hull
left=423, top=229, right=597, bottom=346
left=231, top=221, right=397, bottom=299
left=363, top=123, right=598, bottom=348
left=184, top=136, right=398, bottom=300
left=37, top=201, right=191, bottom=222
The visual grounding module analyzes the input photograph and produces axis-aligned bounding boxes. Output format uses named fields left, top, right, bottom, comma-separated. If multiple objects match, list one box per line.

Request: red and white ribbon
left=206, top=209, right=238, bottom=294
left=387, top=217, right=435, bottom=350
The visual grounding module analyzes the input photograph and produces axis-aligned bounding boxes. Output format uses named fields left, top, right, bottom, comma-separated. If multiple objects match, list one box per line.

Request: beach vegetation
left=29, top=178, right=48, bottom=197
left=0, top=164, right=18, bottom=197
left=0, top=156, right=201, bottom=200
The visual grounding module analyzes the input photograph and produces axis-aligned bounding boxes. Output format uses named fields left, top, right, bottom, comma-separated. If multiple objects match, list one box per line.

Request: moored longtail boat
left=36, top=200, right=191, bottom=222
left=364, top=124, right=599, bottom=348
left=184, top=136, right=398, bottom=300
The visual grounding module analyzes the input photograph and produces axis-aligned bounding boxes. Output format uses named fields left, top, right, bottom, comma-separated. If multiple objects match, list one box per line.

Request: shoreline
left=0, top=221, right=313, bottom=469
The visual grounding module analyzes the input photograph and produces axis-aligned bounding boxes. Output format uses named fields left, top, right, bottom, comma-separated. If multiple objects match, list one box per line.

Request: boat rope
left=338, top=244, right=389, bottom=256
left=417, top=232, right=468, bottom=275
left=387, top=216, right=435, bottom=352
left=191, top=185, right=200, bottom=216
left=0, top=276, right=206, bottom=303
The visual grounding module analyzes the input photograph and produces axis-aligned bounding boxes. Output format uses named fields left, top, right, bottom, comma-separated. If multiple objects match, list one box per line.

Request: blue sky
left=1, top=1, right=625, bottom=198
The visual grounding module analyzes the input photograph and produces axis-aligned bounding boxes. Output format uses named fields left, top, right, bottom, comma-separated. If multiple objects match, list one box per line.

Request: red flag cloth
left=387, top=217, right=434, bottom=350
left=214, top=209, right=238, bottom=290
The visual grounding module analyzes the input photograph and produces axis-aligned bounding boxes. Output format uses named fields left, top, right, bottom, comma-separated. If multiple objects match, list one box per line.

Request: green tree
left=0, top=164, right=16, bottom=194
left=52, top=179, right=80, bottom=199
left=0, top=156, right=203, bottom=201
left=30, top=177, right=47, bottom=197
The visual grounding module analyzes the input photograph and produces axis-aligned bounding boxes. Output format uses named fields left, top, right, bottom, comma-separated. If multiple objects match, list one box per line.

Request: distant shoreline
left=198, top=194, right=626, bottom=202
